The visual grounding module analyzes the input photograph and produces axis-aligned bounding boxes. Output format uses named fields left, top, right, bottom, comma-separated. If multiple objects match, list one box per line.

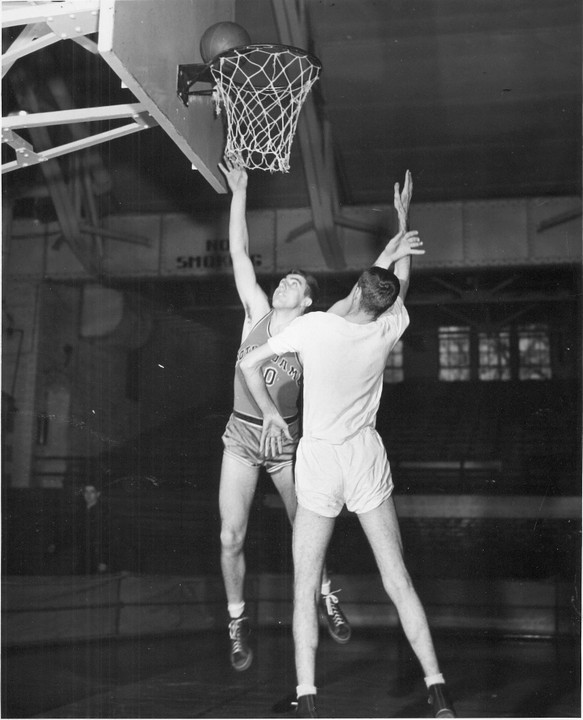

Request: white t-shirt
left=268, top=298, right=409, bottom=443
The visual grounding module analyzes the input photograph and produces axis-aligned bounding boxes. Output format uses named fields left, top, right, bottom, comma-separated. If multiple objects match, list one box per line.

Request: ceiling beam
left=271, top=0, right=346, bottom=270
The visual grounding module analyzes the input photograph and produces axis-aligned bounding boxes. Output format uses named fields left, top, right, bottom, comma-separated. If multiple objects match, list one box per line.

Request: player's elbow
left=229, top=246, right=248, bottom=263
left=239, top=355, right=258, bottom=378
left=240, top=344, right=271, bottom=378
left=398, top=279, right=411, bottom=301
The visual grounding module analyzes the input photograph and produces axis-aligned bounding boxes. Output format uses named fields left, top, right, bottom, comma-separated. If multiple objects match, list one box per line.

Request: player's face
left=272, top=273, right=311, bottom=310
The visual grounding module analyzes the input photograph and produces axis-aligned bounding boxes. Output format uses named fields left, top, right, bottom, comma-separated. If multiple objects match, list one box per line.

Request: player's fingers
left=408, top=232, right=424, bottom=252
left=265, top=434, right=275, bottom=458
left=260, top=429, right=269, bottom=456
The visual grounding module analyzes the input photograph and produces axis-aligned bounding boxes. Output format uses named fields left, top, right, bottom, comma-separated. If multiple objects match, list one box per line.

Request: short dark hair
left=357, top=266, right=400, bottom=319
left=287, top=269, right=320, bottom=306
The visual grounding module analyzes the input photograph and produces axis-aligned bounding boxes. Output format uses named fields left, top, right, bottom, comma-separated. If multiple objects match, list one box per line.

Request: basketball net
left=210, top=44, right=321, bottom=173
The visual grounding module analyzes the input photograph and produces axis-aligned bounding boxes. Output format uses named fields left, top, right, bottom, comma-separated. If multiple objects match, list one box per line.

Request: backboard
left=98, top=0, right=235, bottom=193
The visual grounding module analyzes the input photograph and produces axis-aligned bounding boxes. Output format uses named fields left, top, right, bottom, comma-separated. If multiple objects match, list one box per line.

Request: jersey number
left=263, top=368, right=276, bottom=386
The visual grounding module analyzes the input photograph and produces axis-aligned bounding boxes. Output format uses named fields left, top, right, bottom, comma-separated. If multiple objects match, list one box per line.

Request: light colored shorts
left=222, top=412, right=300, bottom=475
left=295, top=427, right=393, bottom=517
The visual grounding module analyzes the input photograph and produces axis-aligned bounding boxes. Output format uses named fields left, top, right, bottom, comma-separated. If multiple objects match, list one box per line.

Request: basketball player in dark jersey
left=218, top=156, right=351, bottom=672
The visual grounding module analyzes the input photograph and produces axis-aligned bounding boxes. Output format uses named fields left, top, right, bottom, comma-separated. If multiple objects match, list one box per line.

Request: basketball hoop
left=209, top=44, right=322, bottom=173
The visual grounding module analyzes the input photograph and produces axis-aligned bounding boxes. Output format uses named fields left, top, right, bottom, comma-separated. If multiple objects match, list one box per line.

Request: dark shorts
left=222, top=412, right=300, bottom=474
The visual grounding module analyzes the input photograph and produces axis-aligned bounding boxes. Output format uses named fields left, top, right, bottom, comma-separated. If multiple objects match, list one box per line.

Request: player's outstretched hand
left=394, top=170, right=413, bottom=231
left=388, top=230, right=425, bottom=262
left=218, top=153, right=248, bottom=193
left=260, top=413, right=292, bottom=458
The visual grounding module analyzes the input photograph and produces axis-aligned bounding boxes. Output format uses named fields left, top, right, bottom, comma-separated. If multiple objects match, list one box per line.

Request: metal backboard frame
left=2, top=0, right=232, bottom=192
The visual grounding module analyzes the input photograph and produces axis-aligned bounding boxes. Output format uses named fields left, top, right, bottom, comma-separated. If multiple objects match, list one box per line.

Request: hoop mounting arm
left=177, top=63, right=214, bottom=106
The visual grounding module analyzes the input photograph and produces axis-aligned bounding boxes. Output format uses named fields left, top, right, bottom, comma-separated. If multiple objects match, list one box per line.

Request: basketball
left=200, top=21, right=252, bottom=63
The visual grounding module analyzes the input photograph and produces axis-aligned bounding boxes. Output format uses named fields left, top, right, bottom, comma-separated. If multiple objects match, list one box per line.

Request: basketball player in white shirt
left=240, top=187, right=456, bottom=718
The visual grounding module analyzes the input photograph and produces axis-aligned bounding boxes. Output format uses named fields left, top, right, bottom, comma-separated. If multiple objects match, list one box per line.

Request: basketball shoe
left=295, top=694, right=318, bottom=718
left=228, top=615, right=253, bottom=671
left=427, top=683, right=456, bottom=718
left=319, top=589, right=351, bottom=644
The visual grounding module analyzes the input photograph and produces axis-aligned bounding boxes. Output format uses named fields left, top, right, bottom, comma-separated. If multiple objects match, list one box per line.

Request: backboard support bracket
left=177, top=64, right=214, bottom=106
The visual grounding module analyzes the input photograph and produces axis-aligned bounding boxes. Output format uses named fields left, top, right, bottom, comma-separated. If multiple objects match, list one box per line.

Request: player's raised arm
left=368, top=170, right=419, bottom=301
left=370, top=170, right=413, bottom=269
left=392, top=170, right=415, bottom=301
left=395, top=169, right=412, bottom=233
left=219, top=156, right=269, bottom=325
left=327, top=171, right=413, bottom=315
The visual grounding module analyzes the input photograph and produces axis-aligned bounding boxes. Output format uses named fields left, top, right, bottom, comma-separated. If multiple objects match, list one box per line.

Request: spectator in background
left=74, top=483, right=110, bottom=574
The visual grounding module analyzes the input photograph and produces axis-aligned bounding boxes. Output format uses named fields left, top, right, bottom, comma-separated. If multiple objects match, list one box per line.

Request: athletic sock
left=320, top=579, right=331, bottom=596
left=296, top=684, right=317, bottom=698
left=228, top=601, right=246, bottom=619
left=424, top=673, right=445, bottom=688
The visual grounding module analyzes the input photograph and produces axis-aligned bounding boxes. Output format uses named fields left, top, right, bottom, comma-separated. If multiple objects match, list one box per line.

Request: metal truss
left=2, top=0, right=157, bottom=174
left=2, top=1, right=160, bottom=275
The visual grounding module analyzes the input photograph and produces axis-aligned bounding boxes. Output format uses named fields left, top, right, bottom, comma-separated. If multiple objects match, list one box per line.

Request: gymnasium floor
left=3, top=627, right=580, bottom=718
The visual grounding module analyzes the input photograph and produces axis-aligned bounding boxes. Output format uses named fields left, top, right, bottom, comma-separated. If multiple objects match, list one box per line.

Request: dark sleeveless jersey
left=234, top=311, right=302, bottom=421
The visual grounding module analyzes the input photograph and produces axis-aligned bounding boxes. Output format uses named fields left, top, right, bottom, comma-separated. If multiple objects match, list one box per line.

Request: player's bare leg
left=219, top=453, right=259, bottom=671
left=272, top=467, right=351, bottom=644
left=292, top=505, right=335, bottom=716
left=271, top=465, right=298, bottom=524
left=357, top=497, right=456, bottom=717
left=219, top=454, right=259, bottom=604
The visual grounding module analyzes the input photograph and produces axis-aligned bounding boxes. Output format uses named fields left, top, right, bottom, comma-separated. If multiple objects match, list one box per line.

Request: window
left=479, top=329, right=510, bottom=381
left=384, top=340, right=404, bottom=383
left=438, top=326, right=470, bottom=381
left=518, top=324, right=552, bottom=380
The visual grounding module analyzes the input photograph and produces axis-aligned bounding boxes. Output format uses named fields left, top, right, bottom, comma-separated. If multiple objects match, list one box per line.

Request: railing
left=2, top=571, right=578, bottom=648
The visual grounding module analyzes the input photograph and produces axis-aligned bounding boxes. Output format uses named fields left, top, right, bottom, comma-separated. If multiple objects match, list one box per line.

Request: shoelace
left=323, top=589, right=345, bottom=627
left=229, top=618, right=246, bottom=654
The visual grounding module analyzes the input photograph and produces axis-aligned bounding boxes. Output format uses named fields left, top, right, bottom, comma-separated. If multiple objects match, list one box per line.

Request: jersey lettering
left=237, top=344, right=258, bottom=362
left=233, top=312, right=302, bottom=418
left=236, top=348, right=300, bottom=387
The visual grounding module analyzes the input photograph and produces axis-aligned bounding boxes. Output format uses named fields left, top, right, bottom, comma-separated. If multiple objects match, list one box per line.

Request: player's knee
left=381, top=568, right=414, bottom=603
left=220, top=525, right=245, bottom=555
left=293, top=571, right=320, bottom=602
